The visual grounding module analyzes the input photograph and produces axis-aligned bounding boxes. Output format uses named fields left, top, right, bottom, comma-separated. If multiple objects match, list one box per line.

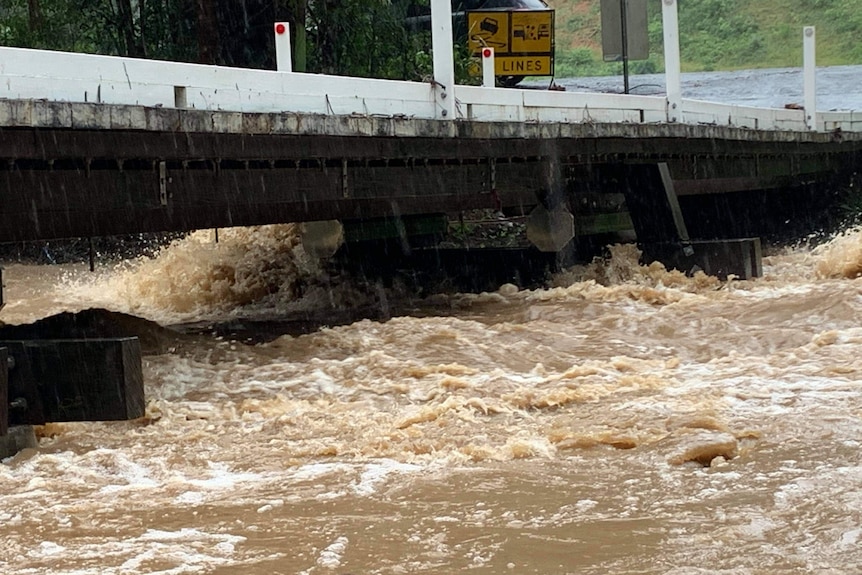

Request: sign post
left=601, top=0, right=648, bottom=94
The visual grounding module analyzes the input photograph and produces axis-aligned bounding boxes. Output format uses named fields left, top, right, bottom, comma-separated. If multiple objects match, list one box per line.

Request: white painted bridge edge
left=2, top=46, right=859, bottom=134
left=0, top=0, right=860, bottom=137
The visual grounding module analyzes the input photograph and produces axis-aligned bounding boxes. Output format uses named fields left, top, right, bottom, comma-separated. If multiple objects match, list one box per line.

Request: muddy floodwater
left=1, top=225, right=861, bottom=574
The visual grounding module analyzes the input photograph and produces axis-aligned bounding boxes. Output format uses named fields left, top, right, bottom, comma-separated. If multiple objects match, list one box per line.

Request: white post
left=274, top=22, right=292, bottom=72
left=661, top=0, right=681, bottom=123
left=482, top=47, right=495, bottom=88
left=803, top=26, right=817, bottom=131
left=431, top=0, right=456, bottom=119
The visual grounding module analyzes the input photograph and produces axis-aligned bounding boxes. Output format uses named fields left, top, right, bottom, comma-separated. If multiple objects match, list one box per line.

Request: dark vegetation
left=0, top=0, right=435, bottom=80
left=2, top=0, right=859, bottom=80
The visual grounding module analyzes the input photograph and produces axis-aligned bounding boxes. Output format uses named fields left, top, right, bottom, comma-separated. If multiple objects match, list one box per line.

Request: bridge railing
left=680, top=99, right=807, bottom=132
left=820, top=111, right=862, bottom=133
left=0, top=44, right=858, bottom=134
left=456, top=86, right=668, bottom=124
left=0, top=46, right=437, bottom=119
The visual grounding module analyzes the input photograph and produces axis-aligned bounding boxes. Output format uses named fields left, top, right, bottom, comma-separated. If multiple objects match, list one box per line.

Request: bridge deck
left=0, top=45, right=860, bottom=244
left=0, top=99, right=859, bottom=243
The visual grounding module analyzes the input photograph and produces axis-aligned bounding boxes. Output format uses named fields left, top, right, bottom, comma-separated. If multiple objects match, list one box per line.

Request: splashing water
left=812, top=225, right=862, bottom=279
left=58, top=225, right=333, bottom=324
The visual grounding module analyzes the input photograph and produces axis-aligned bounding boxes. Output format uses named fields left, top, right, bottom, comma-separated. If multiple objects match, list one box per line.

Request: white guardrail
left=1, top=45, right=860, bottom=134
left=1, top=0, right=861, bottom=137
left=0, top=44, right=862, bottom=131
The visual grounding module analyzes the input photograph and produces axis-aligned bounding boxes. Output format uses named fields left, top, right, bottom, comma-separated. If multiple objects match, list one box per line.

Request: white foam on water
left=96, top=453, right=160, bottom=494
left=352, top=460, right=422, bottom=496
left=290, top=462, right=355, bottom=482
left=29, top=541, right=66, bottom=557
left=316, top=536, right=349, bottom=568
left=18, top=528, right=250, bottom=575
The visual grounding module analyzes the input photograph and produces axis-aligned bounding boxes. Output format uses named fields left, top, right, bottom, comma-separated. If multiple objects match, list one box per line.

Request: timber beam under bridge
left=0, top=100, right=860, bottom=245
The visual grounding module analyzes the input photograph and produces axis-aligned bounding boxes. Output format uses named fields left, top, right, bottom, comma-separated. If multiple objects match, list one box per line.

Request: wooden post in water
left=0, top=347, right=7, bottom=437
left=88, top=237, right=95, bottom=272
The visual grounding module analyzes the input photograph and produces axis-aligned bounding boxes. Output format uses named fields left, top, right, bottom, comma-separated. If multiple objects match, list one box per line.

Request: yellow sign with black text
left=467, top=10, right=555, bottom=78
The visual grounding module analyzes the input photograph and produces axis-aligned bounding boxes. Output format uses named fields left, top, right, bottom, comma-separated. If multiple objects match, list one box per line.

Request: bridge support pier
left=641, top=238, right=762, bottom=280
left=0, top=336, right=146, bottom=461
left=0, top=347, right=37, bottom=460
left=619, top=163, right=691, bottom=247
left=618, top=163, right=762, bottom=279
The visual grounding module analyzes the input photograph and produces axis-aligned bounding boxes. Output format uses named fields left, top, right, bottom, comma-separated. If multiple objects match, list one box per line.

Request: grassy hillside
left=549, top=0, right=862, bottom=77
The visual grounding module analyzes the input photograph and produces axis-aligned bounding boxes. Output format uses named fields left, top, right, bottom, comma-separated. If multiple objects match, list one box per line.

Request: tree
left=1, top=0, right=432, bottom=79
left=196, top=0, right=218, bottom=63
left=27, top=0, right=43, bottom=32
left=116, top=0, right=146, bottom=57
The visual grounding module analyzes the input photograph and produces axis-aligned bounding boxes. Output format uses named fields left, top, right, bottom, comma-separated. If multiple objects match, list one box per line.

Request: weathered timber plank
left=0, top=162, right=541, bottom=241
left=0, top=195, right=525, bottom=242
left=674, top=176, right=801, bottom=196
left=1, top=338, right=144, bottom=425
left=2, top=126, right=860, bottom=164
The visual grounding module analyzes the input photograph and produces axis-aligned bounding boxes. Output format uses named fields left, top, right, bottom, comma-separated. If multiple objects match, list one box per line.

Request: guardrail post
left=274, top=22, right=293, bottom=72
left=173, top=86, right=187, bottom=108
left=661, top=0, right=681, bottom=122
left=482, top=48, right=496, bottom=88
left=803, top=26, right=817, bottom=131
left=431, top=0, right=456, bottom=119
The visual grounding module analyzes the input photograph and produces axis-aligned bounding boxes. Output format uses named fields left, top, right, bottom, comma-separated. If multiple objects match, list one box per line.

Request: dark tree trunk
left=286, top=0, right=307, bottom=71
left=117, top=0, right=145, bottom=57
left=27, top=0, right=44, bottom=33
left=196, top=0, right=220, bottom=64
left=139, top=0, right=147, bottom=56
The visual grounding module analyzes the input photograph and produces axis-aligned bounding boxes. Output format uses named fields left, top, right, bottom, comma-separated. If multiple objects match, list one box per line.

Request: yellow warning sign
left=510, top=12, right=553, bottom=53
left=496, top=56, right=553, bottom=75
left=468, top=13, right=510, bottom=51
left=467, top=10, right=554, bottom=77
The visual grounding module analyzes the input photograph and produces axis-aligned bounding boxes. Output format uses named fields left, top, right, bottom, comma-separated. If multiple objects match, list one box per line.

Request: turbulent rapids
left=1, top=225, right=861, bottom=574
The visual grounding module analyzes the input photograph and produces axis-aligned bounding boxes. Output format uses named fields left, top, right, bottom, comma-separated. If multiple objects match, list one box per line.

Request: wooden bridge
left=0, top=3, right=859, bottom=275
left=1, top=0, right=862, bottom=456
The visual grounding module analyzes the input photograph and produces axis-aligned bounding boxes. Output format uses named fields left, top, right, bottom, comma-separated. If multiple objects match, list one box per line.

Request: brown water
left=1, top=226, right=861, bottom=574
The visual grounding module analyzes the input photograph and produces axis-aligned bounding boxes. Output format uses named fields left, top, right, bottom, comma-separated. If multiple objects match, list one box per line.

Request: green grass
left=551, top=0, right=862, bottom=76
